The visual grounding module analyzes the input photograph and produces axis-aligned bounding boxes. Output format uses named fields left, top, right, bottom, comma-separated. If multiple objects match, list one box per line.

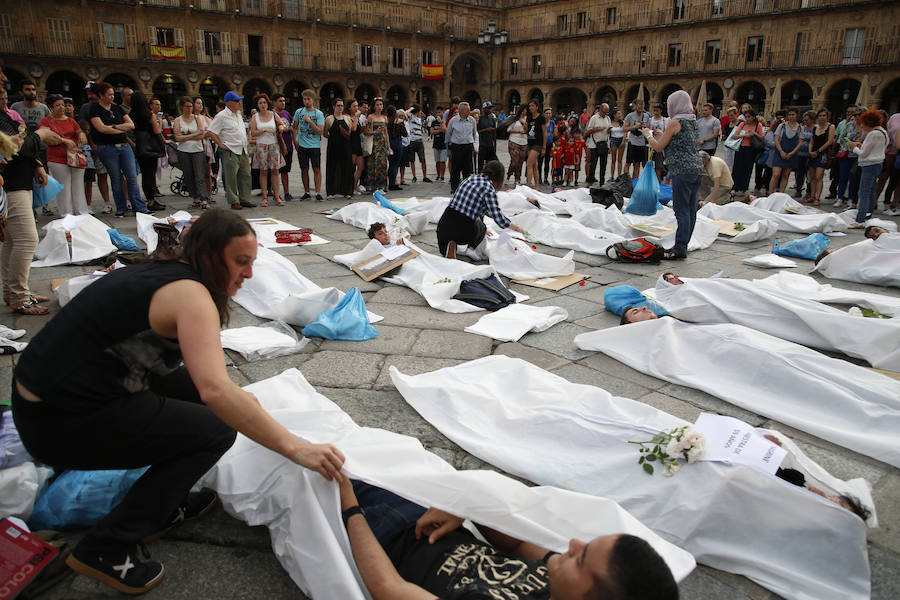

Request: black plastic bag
left=589, top=172, right=633, bottom=209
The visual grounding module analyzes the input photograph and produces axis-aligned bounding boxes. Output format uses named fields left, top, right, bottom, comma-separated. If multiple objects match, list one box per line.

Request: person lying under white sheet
left=812, top=231, right=900, bottom=287
left=367, top=221, right=406, bottom=247
left=337, top=476, right=678, bottom=600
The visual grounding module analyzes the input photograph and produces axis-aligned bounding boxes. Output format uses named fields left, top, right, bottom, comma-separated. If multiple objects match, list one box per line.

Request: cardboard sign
left=784, top=205, right=827, bottom=215
left=511, top=273, right=591, bottom=291
left=691, top=413, right=787, bottom=475
left=0, top=519, right=59, bottom=600
left=630, top=222, right=677, bottom=237
left=868, top=367, right=900, bottom=382
left=709, top=219, right=745, bottom=237
left=352, top=245, right=419, bottom=281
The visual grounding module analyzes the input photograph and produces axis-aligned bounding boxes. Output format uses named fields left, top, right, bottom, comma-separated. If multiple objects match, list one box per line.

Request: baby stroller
left=166, top=141, right=218, bottom=198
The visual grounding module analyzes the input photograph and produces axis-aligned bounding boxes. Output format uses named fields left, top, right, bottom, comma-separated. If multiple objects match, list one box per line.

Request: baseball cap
left=224, top=91, right=243, bottom=102
left=482, top=101, right=493, bottom=108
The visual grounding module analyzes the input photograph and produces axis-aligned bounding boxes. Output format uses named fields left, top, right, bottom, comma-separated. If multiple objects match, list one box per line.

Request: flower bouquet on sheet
left=699, top=198, right=848, bottom=233
left=334, top=239, right=527, bottom=313
left=755, top=271, right=900, bottom=315
left=232, top=246, right=382, bottom=327
left=31, top=214, right=118, bottom=267
left=389, top=355, right=874, bottom=600
left=203, top=368, right=695, bottom=600
left=646, top=275, right=900, bottom=370
left=813, top=232, right=900, bottom=288
left=574, top=317, right=900, bottom=467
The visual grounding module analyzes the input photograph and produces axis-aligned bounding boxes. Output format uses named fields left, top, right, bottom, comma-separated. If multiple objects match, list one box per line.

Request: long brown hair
left=178, top=209, right=255, bottom=325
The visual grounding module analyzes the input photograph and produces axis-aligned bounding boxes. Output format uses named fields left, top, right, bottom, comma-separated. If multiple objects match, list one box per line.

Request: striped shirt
left=448, top=173, right=510, bottom=228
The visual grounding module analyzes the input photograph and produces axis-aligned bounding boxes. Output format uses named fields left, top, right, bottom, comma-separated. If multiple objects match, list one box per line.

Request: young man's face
left=546, top=535, right=617, bottom=600
left=702, top=105, right=712, bottom=118
left=625, top=306, right=658, bottom=323
left=302, top=94, right=314, bottom=109
left=21, top=84, right=37, bottom=101
left=653, top=107, right=662, bottom=117
left=373, top=228, right=391, bottom=245
left=274, top=97, right=285, bottom=111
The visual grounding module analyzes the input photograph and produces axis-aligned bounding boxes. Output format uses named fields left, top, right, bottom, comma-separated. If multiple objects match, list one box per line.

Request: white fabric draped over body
left=390, top=356, right=873, bottom=600
left=32, top=214, right=117, bottom=267
left=204, top=368, right=695, bottom=600
left=699, top=198, right=848, bottom=233
left=813, top=233, right=900, bottom=288
left=755, top=271, right=900, bottom=316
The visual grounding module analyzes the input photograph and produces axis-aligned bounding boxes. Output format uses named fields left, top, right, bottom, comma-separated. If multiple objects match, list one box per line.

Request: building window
left=673, top=0, right=685, bottom=20
left=746, top=36, right=764, bottom=62
left=606, top=7, right=616, bottom=25
left=323, top=0, right=337, bottom=17
left=325, top=40, right=340, bottom=60
left=0, top=14, right=10, bottom=40
left=156, top=27, right=175, bottom=46
left=793, top=31, right=809, bottom=64
left=573, top=51, right=586, bottom=69
left=842, top=28, right=866, bottom=64
left=103, top=23, right=125, bottom=49
left=577, top=11, right=587, bottom=29
left=204, top=30, right=222, bottom=57
left=392, top=47, right=404, bottom=69
left=639, top=45, right=647, bottom=68
left=359, top=45, right=373, bottom=67
left=557, top=14, right=568, bottom=32
left=667, top=43, right=682, bottom=67
left=421, top=50, right=433, bottom=65
left=712, top=0, right=724, bottom=15
left=531, top=55, right=542, bottom=73
left=288, top=38, right=302, bottom=64
left=509, top=56, right=518, bottom=75
left=47, top=18, right=72, bottom=43
left=283, top=0, right=300, bottom=17
left=755, top=0, right=769, bottom=9
left=392, top=5, right=403, bottom=26
left=705, top=40, right=721, bottom=65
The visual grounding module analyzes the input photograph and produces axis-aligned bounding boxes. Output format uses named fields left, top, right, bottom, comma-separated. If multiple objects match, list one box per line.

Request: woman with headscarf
left=644, top=90, right=704, bottom=260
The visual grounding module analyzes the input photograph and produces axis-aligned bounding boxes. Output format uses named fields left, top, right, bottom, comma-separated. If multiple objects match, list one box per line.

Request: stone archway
left=450, top=51, right=488, bottom=99
left=825, top=78, right=861, bottom=121
left=781, top=80, right=814, bottom=112
left=355, top=83, right=377, bottom=106
left=658, top=83, right=683, bottom=108
left=319, top=82, right=345, bottom=114
left=2, top=67, right=28, bottom=103
left=419, top=86, right=436, bottom=113
left=151, top=73, right=187, bottom=114
left=386, top=84, right=407, bottom=109
left=243, top=77, right=273, bottom=110
left=105, top=72, right=139, bottom=104
left=462, top=89, right=482, bottom=110
left=45, top=70, right=87, bottom=106
left=704, top=82, right=725, bottom=110
left=881, top=77, right=900, bottom=115
left=198, top=75, right=230, bottom=110
left=594, top=86, right=617, bottom=110
left=550, top=87, right=587, bottom=114
left=624, top=84, right=650, bottom=110
left=506, top=89, right=522, bottom=114
left=526, top=87, right=544, bottom=106
left=735, top=80, right=766, bottom=114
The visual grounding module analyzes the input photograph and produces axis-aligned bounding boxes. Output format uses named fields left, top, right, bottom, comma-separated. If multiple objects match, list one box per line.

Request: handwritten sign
left=692, top=413, right=786, bottom=475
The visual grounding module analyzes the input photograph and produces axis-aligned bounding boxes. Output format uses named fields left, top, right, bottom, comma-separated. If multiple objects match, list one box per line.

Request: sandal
left=812, top=196, right=820, bottom=206
left=200, top=201, right=209, bottom=210
left=13, top=299, right=49, bottom=316
left=260, top=198, right=269, bottom=208
left=30, top=294, right=50, bottom=303
left=275, top=197, right=284, bottom=206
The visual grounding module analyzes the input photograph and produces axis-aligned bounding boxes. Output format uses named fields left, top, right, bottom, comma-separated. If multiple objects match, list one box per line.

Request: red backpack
left=605, top=238, right=665, bottom=263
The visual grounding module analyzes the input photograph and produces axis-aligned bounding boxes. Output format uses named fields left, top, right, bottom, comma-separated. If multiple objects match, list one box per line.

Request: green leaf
left=643, top=463, right=654, bottom=475
left=639, top=456, right=645, bottom=464
left=646, top=453, right=656, bottom=462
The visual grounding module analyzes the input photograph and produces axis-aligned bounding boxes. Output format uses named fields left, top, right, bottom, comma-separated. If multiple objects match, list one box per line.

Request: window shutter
left=373, top=44, right=380, bottom=70
left=125, top=24, right=136, bottom=48
left=222, top=31, right=232, bottom=63
left=355, top=43, right=360, bottom=67
left=404, top=47, right=410, bottom=72
left=239, top=33, right=248, bottom=65
left=195, top=29, right=206, bottom=61
left=388, top=45, right=393, bottom=69
left=97, top=22, right=106, bottom=49
left=175, top=28, right=185, bottom=48
left=147, top=26, right=157, bottom=46
left=434, top=50, right=439, bottom=65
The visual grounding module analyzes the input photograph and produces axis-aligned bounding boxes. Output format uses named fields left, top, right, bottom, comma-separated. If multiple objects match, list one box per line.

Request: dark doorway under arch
left=507, top=89, right=522, bottom=113
left=419, top=86, right=436, bottom=114
left=354, top=83, right=377, bottom=106
left=624, top=84, right=650, bottom=110
left=45, top=70, right=87, bottom=106
left=826, top=78, right=861, bottom=121
left=386, top=85, right=407, bottom=110
left=735, top=80, right=766, bottom=113
left=551, top=87, right=587, bottom=114
left=462, top=90, right=481, bottom=110
left=151, top=73, right=187, bottom=114
left=282, top=80, right=309, bottom=114
left=658, top=83, right=683, bottom=110
left=781, top=80, right=814, bottom=112
left=881, top=78, right=900, bottom=115
left=526, top=88, right=544, bottom=106
left=594, top=86, right=617, bottom=110
left=2, top=68, right=28, bottom=103
left=320, top=82, right=345, bottom=113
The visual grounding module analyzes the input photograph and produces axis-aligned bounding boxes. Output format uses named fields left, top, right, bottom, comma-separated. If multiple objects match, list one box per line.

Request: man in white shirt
left=584, top=103, right=611, bottom=185
left=206, top=91, right=256, bottom=209
left=445, top=102, right=479, bottom=193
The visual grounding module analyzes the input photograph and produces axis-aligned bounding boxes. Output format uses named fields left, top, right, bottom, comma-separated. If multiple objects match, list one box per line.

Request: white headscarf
left=667, top=90, right=695, bottom=122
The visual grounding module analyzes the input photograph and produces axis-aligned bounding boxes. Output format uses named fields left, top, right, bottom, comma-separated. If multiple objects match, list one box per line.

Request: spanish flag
left=150, top=45, right=186, bottom=60
left=422, top=64, right=444, bottom=80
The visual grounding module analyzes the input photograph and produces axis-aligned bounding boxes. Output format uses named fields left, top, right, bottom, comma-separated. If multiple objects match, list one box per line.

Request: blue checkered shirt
left=448, top=174, right=510, bottom=228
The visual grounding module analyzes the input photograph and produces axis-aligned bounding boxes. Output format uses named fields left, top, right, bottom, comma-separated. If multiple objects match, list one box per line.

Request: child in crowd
left=550, top=136, right=565, bottom=187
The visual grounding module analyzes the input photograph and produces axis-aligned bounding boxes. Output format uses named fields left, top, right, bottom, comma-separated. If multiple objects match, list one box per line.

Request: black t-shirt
left=478, top=114, right=497, bottom=148
left=526, top=114, right=546, bottom=145
left=88, top=102, right=129, bottom=145
left=431, top=121, right=446, bottom=150
left=385, top=525, right=551, bottom=600
left=15, top=262, right=205, bottom=410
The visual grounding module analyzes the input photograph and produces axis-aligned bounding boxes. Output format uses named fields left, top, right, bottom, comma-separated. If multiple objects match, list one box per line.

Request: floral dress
left=366, top=119, right=388, bottom=191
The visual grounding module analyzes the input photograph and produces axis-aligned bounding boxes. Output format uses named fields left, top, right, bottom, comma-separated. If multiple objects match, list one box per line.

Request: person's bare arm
left=323, top=115, right=334, bottom=139
left=646, top=118, right=681, bottom=151
left=119, top=114, right=136, bottom=132
left=413, top=507, right=549, bottom=561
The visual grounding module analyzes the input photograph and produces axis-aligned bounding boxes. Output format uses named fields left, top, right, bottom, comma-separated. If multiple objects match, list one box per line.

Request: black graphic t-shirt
left=385, top=525, right=551, bottom=600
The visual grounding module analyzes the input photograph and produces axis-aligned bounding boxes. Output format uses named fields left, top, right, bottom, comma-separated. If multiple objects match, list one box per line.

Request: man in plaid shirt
left=436, top=160, right=523, bottom=260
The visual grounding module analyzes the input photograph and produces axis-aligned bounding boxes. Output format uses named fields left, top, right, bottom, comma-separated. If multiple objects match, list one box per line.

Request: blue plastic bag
left=603, top=285, right=669, bottom=317
left=107, top=229, right=141, bottom=251
left=29, top=468, right=148, bottom=530
left=632, top=179, right=672, bottom=205
left=624, top=162, right=662, bottom=215
left=301, top=287, right=379, bottom=341
left=773, top=233, right=830, bottom=260
left=373, top=189, right=406, bottom=215
left=32, top=175, right=64, bottom=209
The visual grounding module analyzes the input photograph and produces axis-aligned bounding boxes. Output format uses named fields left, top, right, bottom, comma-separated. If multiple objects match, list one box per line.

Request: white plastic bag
left=220, top=321, right=309, bottom=362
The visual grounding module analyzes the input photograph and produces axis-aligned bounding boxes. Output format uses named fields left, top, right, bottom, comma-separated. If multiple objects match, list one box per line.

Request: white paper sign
left=692, top=413, right=787, bottom=475
left=380, top=244, right=408, bottom=261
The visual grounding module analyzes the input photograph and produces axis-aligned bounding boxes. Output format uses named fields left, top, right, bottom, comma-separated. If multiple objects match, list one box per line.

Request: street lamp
left=477, top=20, right=508, bottom=106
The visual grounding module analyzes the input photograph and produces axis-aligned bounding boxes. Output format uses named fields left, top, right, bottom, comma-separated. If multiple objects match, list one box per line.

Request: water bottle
left=772, top=238, right=781, bottom=253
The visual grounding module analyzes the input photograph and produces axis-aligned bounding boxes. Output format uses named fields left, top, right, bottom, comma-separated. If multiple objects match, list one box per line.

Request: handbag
left=135, top=130, right=165, bottom=159
left=362, top=133, right=374, bottom=157
left=66, top=147, right=88, bottom=169
left=723, top=127, right=741, bottom=151
left=749, top=129, right=764, bottom=152
left=835, top=150, right=848, bottom=159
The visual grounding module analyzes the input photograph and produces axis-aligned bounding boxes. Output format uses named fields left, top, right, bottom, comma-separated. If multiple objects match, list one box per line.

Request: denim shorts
left=433, top=148, right=448, bottom=162
left=610, top=136, right=624, bottom=148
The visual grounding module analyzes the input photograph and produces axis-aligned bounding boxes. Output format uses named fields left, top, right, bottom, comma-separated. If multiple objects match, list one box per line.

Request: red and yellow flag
left=150, top=45, right=186, bottom=60
left=422, top=64, right=444, bottom=80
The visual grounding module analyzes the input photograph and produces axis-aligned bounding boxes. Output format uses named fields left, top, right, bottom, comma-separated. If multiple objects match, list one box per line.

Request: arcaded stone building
left=1, top=0, right=898, bottom=118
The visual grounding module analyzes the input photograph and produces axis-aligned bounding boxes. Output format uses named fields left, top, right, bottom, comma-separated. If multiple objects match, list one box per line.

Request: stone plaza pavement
left=14, top=142, right=900, bottom=599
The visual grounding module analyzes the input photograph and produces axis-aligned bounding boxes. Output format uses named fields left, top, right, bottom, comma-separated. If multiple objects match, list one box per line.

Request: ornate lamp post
left=477, top=21, right=508, bottom=105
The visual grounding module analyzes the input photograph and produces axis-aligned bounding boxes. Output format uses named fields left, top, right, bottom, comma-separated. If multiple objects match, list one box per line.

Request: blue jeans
left=837, top=156, right=858, bottom=200
left=351, top=480, right=426, bottom=544
left=96, top=144, right=147, bottom=214
left=855, top=163, right=881, bottom=223
left=670, top=172, right=702, bottom=257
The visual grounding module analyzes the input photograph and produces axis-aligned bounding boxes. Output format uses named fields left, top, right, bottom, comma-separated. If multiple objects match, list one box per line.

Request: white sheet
left=652, top=277, right=900, bottom=370
left=220, top=321, right=309, bottom=361
left=699, top=201, right=848, bottom=233
left=334, top=240, right=523, bottom=313
left=813, top=233, right=900, bottom=288
left=749, top=192, right=802, bottom=212
left=484, top=230, right=575, bottom=280
left=509, top=185, right=580, bottom=215
left=719, top=218, right=779, bottom=243
left=512, top=211, right=626, bottom=255
left=742, top=254, right=797, bottom=268
left=755, top=271, right=900, bottom=316
left=233, top=246, right=382, bottom=326
left=246, top=217, right=329, bottom=247
left=464, top=304, right=568, bottom=342
left=329, top=199, right=448, bottom=236
left=32, top=214, right=117, bottom=267
left=574, top=318, right=900, bottom=467
left=568, top=203, right=721, bottom=251
left=204, top=368, right=695, bottom=600
left=390, top=356, right=872, bottom=600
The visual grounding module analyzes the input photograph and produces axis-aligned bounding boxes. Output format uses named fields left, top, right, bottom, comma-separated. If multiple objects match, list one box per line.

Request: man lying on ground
left=367, top=221, right=405, bottom=247
left=812, top=228, right=900, bottom=287
left=337, top=475, right=678, bottom=600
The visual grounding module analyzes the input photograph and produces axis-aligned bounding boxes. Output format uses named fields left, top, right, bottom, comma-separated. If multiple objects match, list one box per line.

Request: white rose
left=664, top=462, right=681, bottom=477
left=683, top=431, right=705, bottom=448
left=666, top=439, right=685, bottom=457
left=686, top=443, right=705, bottom=463
left=848, top=306, right=863, bottom=317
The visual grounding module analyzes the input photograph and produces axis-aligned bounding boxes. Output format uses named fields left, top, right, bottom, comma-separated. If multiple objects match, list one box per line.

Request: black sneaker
left=144, top=489, right=219, bottom=543
left=412, top=176, right=417, bottom=182
left=284, top=192, right=293, bottom=201
left=300, top=192, right=312, bottom=200
left=315, top=193, right=324, bottom=202
left=67, top=541, right=165, bottom=595
left=423, top=177, right=433, bottom=183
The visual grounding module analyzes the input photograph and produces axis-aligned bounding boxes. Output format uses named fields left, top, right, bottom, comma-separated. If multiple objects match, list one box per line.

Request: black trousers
left=476, top=144, right=498, bottom=173
left=12, top=368, right=236, bottom=547
left=436, top=206, right=487, bottom=256
left=586, top=144, right=609, bottom=185
left=137, top=155, right=158, bottom=205
left=449, top=143, right=474, bottom=192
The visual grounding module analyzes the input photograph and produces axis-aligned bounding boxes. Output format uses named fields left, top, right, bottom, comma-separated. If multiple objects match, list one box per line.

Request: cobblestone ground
left=19, top=141, right=900, bottom=599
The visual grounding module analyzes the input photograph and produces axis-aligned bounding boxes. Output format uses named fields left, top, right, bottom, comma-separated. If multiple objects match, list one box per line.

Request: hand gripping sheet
left=652, top=277, right=900, bottom=371
left=755, top=271, right=900, bottom=315
left=32, top=214, right=117, bottom=267
left=813, top=233, right=900, bottom=288
left=233, top=246, right=382, bottom=326
left=203, top=368, right=695, bottom=600
left=574, top=317, right=900, bottom=467
left=389, top=355, right=874, bottom=600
